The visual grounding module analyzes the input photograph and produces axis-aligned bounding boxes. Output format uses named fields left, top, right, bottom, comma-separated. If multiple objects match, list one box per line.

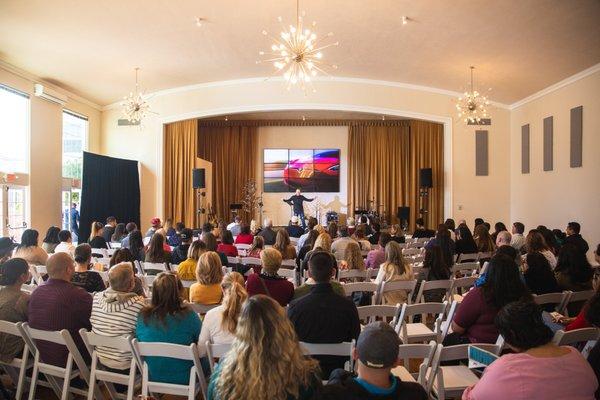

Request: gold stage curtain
left=198, top=125, right=258, bottom=222
left=163, top=119, right=199, bottom=228
left=348, top=121, right=443, bottom=231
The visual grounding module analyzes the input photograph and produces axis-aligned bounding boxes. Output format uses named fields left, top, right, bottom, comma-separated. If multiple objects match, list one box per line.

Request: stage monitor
left=263, top=148, right=340, bottom=192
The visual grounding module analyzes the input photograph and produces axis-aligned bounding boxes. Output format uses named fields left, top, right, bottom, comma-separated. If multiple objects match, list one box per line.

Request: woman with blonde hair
left=300, top=232, right=335, bottom=272
left=374, top=241, right=413, bottom=304
left=314, top=224, right=326, bottom=236
left=247, top=235, right=265, bottom=259
left=189, top=251, right=224, bottom=305
left=198, top=272, right=248, bottom=356
left=176, top=240, right=207, bottom=281
left=474, top=224, right=494, bottom=253
left=273, top=229, right=297, bottom=260
left=89, top=221, right=108, bottom=249
left=340, top=241, right=365, bottom=273
left=207, top=295, right=320, bottom=400
left=246, top=248, right=294, bottom=306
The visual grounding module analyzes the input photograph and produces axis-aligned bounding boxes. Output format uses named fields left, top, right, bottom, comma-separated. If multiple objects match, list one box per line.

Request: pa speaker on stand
left=419, top=168, right=432, bottom=227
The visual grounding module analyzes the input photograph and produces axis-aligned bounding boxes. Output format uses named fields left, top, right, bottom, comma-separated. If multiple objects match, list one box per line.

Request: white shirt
left=226, top=222, right=241, bottom=237
left=511, top=233, right=526, bottom=251
left=331, top=237, right=358, bottom=260
left=54, top=242, right=76, bottom=257
left=197, top=304, right=236, bottom=357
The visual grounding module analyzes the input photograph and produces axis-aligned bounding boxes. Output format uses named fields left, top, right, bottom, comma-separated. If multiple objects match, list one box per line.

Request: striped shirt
left=90, top=289, right=146, bottom=370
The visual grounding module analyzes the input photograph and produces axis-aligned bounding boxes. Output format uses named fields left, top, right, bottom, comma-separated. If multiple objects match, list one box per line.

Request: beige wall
left=100, top=79, right=512, bottom=233
left=0, top=66, right=101, bottom=233
left=510, top=70, right=600, bottom=256
left=256, top=126, right=348, bottom=226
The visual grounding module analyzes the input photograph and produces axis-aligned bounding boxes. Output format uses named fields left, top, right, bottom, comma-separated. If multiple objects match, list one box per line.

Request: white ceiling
left=1, top=0, right=599, bottom=106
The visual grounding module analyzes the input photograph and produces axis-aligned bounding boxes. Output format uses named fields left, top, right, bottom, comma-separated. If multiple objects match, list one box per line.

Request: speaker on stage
left=192, top=168, right=205, bottom=189
left=419, top=168, right=433, bottom=188
left=397, top=206, right=410, bottom=221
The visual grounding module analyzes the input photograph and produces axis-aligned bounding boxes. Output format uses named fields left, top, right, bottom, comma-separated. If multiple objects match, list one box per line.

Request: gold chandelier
left=257, top=0, right=339, bottom=93
left=456, top=66, right=490, bottom=124
left=121, top=67, right=152, bottom=124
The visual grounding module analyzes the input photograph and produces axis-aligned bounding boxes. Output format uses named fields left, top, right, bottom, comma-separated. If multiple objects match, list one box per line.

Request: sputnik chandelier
left=257, top=0, right=339, bottom=93
left=121, top=67, right=152, bottom=124
left=456, top=66, right=490, bottom=124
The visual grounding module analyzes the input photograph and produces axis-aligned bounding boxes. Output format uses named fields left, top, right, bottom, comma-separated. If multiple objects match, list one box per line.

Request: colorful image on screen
left=263, top=149, right=340, bottom=192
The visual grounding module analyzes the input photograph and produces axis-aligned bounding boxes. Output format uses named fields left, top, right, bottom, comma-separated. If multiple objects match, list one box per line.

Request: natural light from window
left=62, top=111, right=88, bottom=179
left=0, top=85, right=28, bottom=173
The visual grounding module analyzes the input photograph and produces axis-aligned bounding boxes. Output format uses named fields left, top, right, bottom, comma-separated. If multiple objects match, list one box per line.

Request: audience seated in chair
left=412, top=218, right=435, bottom=239
left=90, top=262, right=145, bottom=370
left=525, top=230, right=557, bottom=269
left=582, top=290, right=600, bottom=399
left=288, top=251, right=360, bottom=378
left=296, top=230, right=319, bottom=269
left=226, top=216, right=242, bottom=237
left=462, top=300, right=597, bottom=400
left=374, top=241, right=413, bottom=305
left=564, top=221, right=589, bottom=256
left=474, top=224, right=494, bottom=254
left=145, top=233, right=171, bottom=267
left=331, top=225, right=358, bottom=261
left=322, top=321, right=428, bottom=400
left=54, top=229, right=76, bottom=256
left=136, top=272, right=201, bottom=385
left=120, top=222, right=138, bottom=248
left=190, top=251, right=224, bottom=305
left=144, top=217, right=162, bottom=238
left=0, top=237, right=15, bottom=264
left=41, top=226, right=60, bottom=254
left=176, top=240, right=206, bottom=282
left=201, top=232, right=229, bottom=268
left=102, top=216, right=117, bottom=243
left=198, top=272, right=247, bottom=356
left=247, top=235, right=265, bottom=259
left=494, top=230, right=511, bottom=249
left=111, top=222, right=127, bottom=243
left=522, top=252, right=560, bottom=300
left=287, top=216, right=305, bottom=238
left=365, top=232, right=391, bottom=269
left=14, top=229, right=48, bottom=266
left=88, top=221, right=109, bottom=249
left=418, top=244, right=452, bottom=302
left=257, top=218, right=277, bottom=246
left=510, top=222, right=526, bottom=252
left=72, top=244, right=106, bottom=293
left=339, top=242, right=365, bottom=279
left=234, top=223, right=254, bottom=245
left=171, top=228, right=194, bottom=265
left=455, top=225, right=478, bottom=258
left=425, top=224, right=455, bottom=267
left=0, top=258, right=30, bottom=362
left=389, top=224, right=406, bottom=244
left=246, top=248, right=294, bottom=307
left=207, top=295, right=321, bottom=400
left=273, top=229, right=297, bottom=260
left=28, top=252, right=92, bottom=366
left=353, top=226, right=372, bottom=252
left=490, top=222, right=508, bottom=245
left=217, top=230, right=239, bottom=258
left=109, top=248, right=145, bottom=297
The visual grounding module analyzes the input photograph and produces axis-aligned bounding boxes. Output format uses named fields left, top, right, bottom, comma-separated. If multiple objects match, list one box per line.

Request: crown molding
left=509, top=62, right=600, bottom=110
left=0, top=59, right=102, bottom=111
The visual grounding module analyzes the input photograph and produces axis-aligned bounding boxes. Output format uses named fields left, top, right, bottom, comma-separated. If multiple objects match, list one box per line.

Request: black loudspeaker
left=192, top=168, right=205, bottom=189
left=397, top=206, right=410, bottom=220
left=419, top=168, right=433, bottom=188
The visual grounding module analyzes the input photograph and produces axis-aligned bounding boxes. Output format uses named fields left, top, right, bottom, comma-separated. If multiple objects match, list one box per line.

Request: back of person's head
left=496, top=244, right=517, bottom=260
left=307, top=217, right=318, bottom=230
left=129, top=230, right=144, bottom=252
left=109, top=262, right=135, bottom=292
left=552, top=229, right=566, bottom=243
left=338, top=225, right=349, bottom=237
left=355, top=321, right=400, bottom=372
left=556, top=243, right=593, bottom=284
left=513, top=222, right=525, bottom=234
left=109, top=248, right=134, bottom=267
left=250, top=235, right=264, bottom=251
left=474, top=218, right=484, bottom=227
left=46, top=252, right=75, bottom=280
left=436, top=224, right=450, bottom=239
left=314, top=224, right=326, bottom=235
left=360, top=215, right=368, bottom=225
left=179, top=228, right=194, bottom=244
left=240, top=223, right=251, bottom=235
left=274, top=229, right=290, bottom=252
left=567, top=221, right=581, bottom=234
left=424, top=244, right=450, bottom=278
left=200, top=232, right=218, bottom=251
left=354, top=225, right=366, bottom=239
left=378, top=232, right=392, bottom=248
left=260, top=247, right=282, bottom=274
left=494, top=222, right=507, bottom=233
left=347, top=217, right=355, bottom=227
left=313, top=232, right=332, bottom=252
left=234, top=216, right=241, bottom=223
left=147, top=233, right=165, bottom=259
left=444, top=218, right=456, bottom=231
left=112, top=223, right=126, bottom=240
left=202, top=222, right=214, bottom=233
left=457, top=225, right=474, bottom=242
left=187, top=240, right=206, bottom=261
left=327, top=222, right=338, bottom=239
left=305, top=229, right=320, bottom=249
left=90, top=221, right=104, bottom=239
left=19, top=229, right=39, bottom=248
left=496, top=231, right=512, bottom=247
left=585, top=289, right=600, bottom=327
left=415, top=217, right=424, bottom=227
left=196, top=251, right=223, bottom=285
left=390, top=224, right=401, bottom=236
left=142, top=272, right=186, bottom=325
left=221, top=272, right=248, bottom=334
left=216, top=295, right=318, bottom=400
left=0, top=258, right=29, bottom=286
left=372, top=222, right=381, bottom=233
left=483, top=222, right=491, bottom=231
left=524, top=252, right=556, bottom=291
left=483, top=254, right=531, bottom=308
left=344, top=241, right=364, bottom=271
left=474, top=223, right=490, bottom=238
left=58, top=229, right=72, bottom=243
left=106, top=216, right=117, bottom=225
left=125, top=222, right=137, bottom=233
left=175, top=222, right=185, bottom=232
left=525, top=230, right=549, bottom=253
left=221, top=230, right=234, bottom=245
left=43, top=226, right=61, bottom=244
left=263, top=218, right=273, bottom=228
left=74, top=243, right=92, bottom=265
left=495, top=301, right=553, bottom=352
left=308, top=251, right=335, bottom=283
left=384, top=241, right=407, bottom=275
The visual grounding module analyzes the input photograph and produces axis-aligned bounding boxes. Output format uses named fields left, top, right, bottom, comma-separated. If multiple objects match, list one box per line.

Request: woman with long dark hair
left=555, top=243, right=594, bottom=315
left=525, top=230, right=557, bottom=269
left=14, top=229, right=48, bottom=265
left=145, top=233, right=171, bottom=264
left=523, top=252, right=559, bottom=295
left=41, top=226, right=61, bottom=254
left=72, top=244, right=106, bottom=293
left=426, top=224, right=455, bottom=267
left=420, top=244, right=452, bottom=302
left=127, top=230, right=145, bottom=262
left=445, top=254, right=532, bottom=345
left=110, top=223, right=127, bottom=243
left=0, top=258, right=30, bottom=362
left=455, top=225, right=478, bottom=257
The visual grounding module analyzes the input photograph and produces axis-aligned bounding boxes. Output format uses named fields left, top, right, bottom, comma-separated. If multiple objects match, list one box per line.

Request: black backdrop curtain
left=79, top=152, right=140, bottom=242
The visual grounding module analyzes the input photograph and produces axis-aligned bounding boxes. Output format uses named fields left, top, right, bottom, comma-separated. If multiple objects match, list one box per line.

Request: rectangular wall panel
left=570, top=106, right=583, bottom=167
left=521, top=124, right=530, bottom=174
left=543, top=116, right=553, bottom=171
left=475, top=130, right=488, bottom=176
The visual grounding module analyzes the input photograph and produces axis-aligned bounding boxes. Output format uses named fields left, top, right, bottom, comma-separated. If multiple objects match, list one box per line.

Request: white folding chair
left=19, top=323, right=103, bottom=400
left=21, top=283, right=36, bottom=294
left=278, top=268, right=298, bottom=287
left=451, top=262, right=479, bottom=276
left=357, top=304, right=401, bottom=325
left=456, top=253, right=478, bottom=263
left=300, top=341, right=355, bottom=381
left=91, top=248, right=109, bottom=258
left=0, top=321, right=31, bottom=400
left=130, top=339, right=207, bottom=400
left=338, top=269, right=367, bottom=282
left=181, top=280, right=195, bottom=289
left=142, top=237, right=151, bottom=246
left=281, top=259, right=297, bottom=269
left=189, top=303, right=220, bottom=317
left=342, top=282, right=381, bottom=305
left=226, top=256, right=241, bottom=266
left=415, top=280, right=453, bottom=303
left=79, top=330, right=138, bottom=400
left=109, top=242, right=122, bottom=249
left=205, top=342, right=232, bottom=373
left=402, top=248, right=421, bottom=257
left=450, top=277, right=477, bottom=302
left=141, top=262, right=169, bottom=273
left=479, top=261, right=489, bottom=276
left=170, top=264, right=180, bottom=273
left=29, top=265, right=46, bottom=286
left=477, top=251, right=492, bottom=260
left=367, top=268, right=379, bottom=279
left=427, top=341, right=503, bottom=400
left=241, top=257, right=262, bottom=273
left=396, top=302, right=449, bottom=343
left=552, top=328, right=600, bottom=347
left=106, top=248, right=116, bottom=257
left=391, top=341, right=437, bottom=388
left=562, top=290, right=595, bottom=317
left=98, top=271, right=109, bottom=286
left=234, top=244, right=251, bottom=256
left=378, top=280, right=417, bottom=305
left=533, top=291, right=570, bottom=313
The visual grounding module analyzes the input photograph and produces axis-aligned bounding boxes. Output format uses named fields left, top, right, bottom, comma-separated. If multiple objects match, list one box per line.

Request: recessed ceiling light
left=402, top=16, right=409, bottom=25
left=195, top=17, right=205, bottom=27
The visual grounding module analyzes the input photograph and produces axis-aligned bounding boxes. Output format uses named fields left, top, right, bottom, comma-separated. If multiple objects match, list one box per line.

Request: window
left=0, top=84, right=29, bottom=173
left=62, top=110, right=88, bottom=180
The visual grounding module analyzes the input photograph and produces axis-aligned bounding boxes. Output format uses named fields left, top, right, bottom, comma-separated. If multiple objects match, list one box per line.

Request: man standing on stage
left=283, top=189, right=315, bottom=230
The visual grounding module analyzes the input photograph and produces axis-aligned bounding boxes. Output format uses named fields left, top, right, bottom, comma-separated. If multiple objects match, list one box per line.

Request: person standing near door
left=69, top=203, right=80, bottom=243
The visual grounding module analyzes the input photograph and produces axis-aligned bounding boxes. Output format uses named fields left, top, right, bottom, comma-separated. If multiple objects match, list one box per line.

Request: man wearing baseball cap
left=171, top=228, right=193, bottom=265
left=322, top=321, right=427, bottom=399
left=286, top=216, right=304, bottom=238
left=145, top=217, right=161, bottom=238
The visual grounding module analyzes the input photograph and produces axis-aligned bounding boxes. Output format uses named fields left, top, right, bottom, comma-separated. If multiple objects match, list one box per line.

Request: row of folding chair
left=533, top=289, right=596, bottom=316
left=454, top=251, right=492, bottom=263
